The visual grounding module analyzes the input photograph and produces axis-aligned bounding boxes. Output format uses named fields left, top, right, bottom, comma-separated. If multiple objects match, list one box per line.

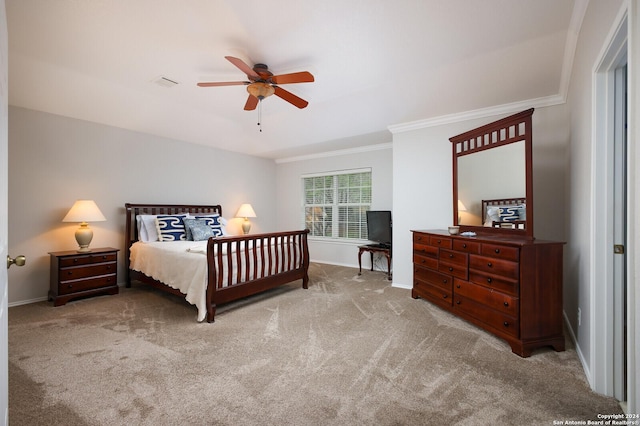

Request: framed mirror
left=450, top=108, right=534, bottom=239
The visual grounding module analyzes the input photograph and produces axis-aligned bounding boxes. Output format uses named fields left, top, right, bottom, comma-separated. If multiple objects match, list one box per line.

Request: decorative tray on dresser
left=411, top=230, right=564, bottom=357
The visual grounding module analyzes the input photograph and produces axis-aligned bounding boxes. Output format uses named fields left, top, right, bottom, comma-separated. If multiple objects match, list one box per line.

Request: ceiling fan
left=197, top=56, right=314, bottom=110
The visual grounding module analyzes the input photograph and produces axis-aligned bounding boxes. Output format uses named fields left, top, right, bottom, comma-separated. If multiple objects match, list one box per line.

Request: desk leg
left=358, top=248, right=363, bottom=275
left=370, top=252, right=374, bottom=271
left=385, top=254, right=392, bottom=280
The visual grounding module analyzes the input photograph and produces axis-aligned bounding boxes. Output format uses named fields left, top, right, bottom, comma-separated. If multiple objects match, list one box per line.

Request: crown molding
left=275, top=142, right=392, bottom=164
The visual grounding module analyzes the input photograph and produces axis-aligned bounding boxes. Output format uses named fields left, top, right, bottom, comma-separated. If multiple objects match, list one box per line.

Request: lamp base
left=241, top=219, right=251, bottom=235
left=75, top=223, right=94, bottom=252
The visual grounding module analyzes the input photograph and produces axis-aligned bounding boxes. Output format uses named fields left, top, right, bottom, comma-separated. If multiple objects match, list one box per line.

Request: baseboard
left=563, top=309, right=593, bottom=388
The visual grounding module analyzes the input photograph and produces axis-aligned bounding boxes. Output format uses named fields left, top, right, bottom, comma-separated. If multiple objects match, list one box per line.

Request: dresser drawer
left=480, top=244, right=519, bottom=262
left=414, top=266, right=452, bottom=291
left=468, top=270, right=518, bottom=295
left=59, top=253, right=117, bottom=267
left=469, top=254, right=519, bottom=280
left=58, top=275, right=117, bottom=295
left=439, top=249, right=468, bottom=266
left=413, top=279, right=452, bottom=307
left=438, top=261, right=468, bottom=280
left=428, top=236, right=452, bottom=249
left=414, top=243, right=438, bottom=258
left=454, top=295, right=519, bottom=338
left=452, top=240, right=481, bottom=254
left=59, top=263, right=116, bottom=281
left=413, top=233, right=429, bottom=244
left=413, top=254, right=437, bottom=269
left=454, top=279, right=518, bottom=317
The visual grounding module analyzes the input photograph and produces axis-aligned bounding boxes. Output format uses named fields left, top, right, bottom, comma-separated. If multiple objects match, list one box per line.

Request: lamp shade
left=63, top=200, right=106, bottom=223
left=235, top=204, right=257, bottom=218
left=457, top=200, right=467, bottom=212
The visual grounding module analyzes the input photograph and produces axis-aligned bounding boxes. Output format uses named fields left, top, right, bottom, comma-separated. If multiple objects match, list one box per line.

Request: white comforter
left=130, top=241, right=210, bottom=321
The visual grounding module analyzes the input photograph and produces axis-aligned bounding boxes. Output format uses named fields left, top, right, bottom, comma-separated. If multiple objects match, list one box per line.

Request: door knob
left=7, top=255, right=26, bottom=269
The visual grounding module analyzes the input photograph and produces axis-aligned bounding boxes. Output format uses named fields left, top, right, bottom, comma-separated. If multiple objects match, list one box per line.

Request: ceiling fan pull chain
left=257, top=99, right=263, bottom=132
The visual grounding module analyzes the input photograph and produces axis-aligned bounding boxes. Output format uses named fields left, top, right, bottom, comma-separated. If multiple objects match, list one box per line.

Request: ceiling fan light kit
left=198, top=56, right=314, bottom=116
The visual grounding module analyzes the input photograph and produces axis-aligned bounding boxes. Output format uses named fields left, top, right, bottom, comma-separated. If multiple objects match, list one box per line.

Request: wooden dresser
left=412, top=230, right=564, bottom=357
left=49, top=247, right=119, bottom=306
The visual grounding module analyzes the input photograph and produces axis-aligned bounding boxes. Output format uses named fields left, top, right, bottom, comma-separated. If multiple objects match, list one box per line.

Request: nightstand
left=48, top=247, right=119, bottom=306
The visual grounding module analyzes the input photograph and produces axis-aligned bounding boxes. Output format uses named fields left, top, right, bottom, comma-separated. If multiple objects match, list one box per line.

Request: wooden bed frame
left=482, top=197, right=526, bottom=229
left=124, top=203, right=310, bottom=322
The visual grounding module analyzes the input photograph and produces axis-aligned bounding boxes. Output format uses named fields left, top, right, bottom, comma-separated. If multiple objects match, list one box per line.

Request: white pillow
left=136, top=215, right=159, bottom=242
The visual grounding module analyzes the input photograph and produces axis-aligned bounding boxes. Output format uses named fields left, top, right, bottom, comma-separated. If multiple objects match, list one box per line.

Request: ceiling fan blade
left=197, top=81, right=249, bottom=87
left=271, top=71, right=314, bottom=85
left=225, top=56, right=260, bottom=80
left=244, top=94, right=259, bottom=111
left=274, top=86, right=309, bottom=109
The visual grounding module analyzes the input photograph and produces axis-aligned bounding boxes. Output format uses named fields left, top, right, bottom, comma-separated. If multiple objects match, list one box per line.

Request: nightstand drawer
left=59, top=263, right=116, bottom=281
left=58, top=275, right=117, bottom=295
left=59, top=253, right=117, bottom=267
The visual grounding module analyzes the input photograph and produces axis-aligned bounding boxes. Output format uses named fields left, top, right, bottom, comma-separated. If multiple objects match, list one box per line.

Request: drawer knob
left=462, top=243, right=467, bottom=248
left=421, top=259, right=425, bottom=264
left=503, top=321, right=509, bottom=327
left=442, top=279, right=448, bottom=284
left=456, top=284, right=460, bottom=288
left=449, top=254, right=453, bottom=258
left=495, top=249, right=501, bottom=254
left=487, top=277, right=492, bottom=283
left=456, top=300, right=460, bottom=305
left=67, top=271, right=73, bottom=275
left=437, top=239, right=441, bottom=244
left=67, top=284, right=73, bottom=288
left=448, top=267, right=453, bottom=272
left=487, top=262, right=493, bottom=267
left=504, top=302, right=509, bottom=307
left=73, top=259, right=79, bottom=263
left=102, top=255, right=107, bottom=259
left=418, top=236, right=422, bottom=241
left=443, top=294, right=448, bottom=299
left=107, top=266, right=111, bottom=270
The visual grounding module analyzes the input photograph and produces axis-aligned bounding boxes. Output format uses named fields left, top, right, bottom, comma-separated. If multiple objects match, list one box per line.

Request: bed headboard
left=124, top=203, right=222, bottom=273
left=482, top=197, right=526, bottom=228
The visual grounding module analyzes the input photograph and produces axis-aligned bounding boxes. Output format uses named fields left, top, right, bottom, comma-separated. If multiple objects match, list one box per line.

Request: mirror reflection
left=457, top=141, right=525, bottom=226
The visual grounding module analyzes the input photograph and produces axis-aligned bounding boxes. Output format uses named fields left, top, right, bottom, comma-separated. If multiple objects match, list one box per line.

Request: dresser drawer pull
left=456, top=284, right=460, bottom=288
left=102, top=255, right=107, bottom=259
left=417, top=236, right=423, bottom=241
left=462, top=243, right=467, bottom=248
left=442, top=279, right=448, bottom=284
left=443, top=294, right=448, bottom=299
left=456, top=300, right=460, bottom=305
left=68, top=271, right=73, bottom=275
left=487, top=277, right=492, bottom=283
left=487, top=262, right=493, bottom=267
left=421, top=259, right=426, bottom=264
left=449, top=254, right=453, bottom=258
left=503, top=302, right=509, bottom=307
left=448, top=267, right=453, bottom=272
left=495, top=249, right=501, bottom=254
left=437, top=239, right=441, bottom=244
left=67, top=284, right=73, bottom=288
left=503, top=321, right=509, bottom=327
left=74, top=259, right=79, bottom=263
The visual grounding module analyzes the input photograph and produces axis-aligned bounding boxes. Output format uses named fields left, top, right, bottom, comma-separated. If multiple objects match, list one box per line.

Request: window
left=303, top=169, right=372, bottom=240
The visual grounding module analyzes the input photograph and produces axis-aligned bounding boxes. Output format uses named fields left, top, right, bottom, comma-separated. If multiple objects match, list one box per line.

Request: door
left=1, top=1, right=8, bottom=424
left=612, top=63, right=627, bottom=403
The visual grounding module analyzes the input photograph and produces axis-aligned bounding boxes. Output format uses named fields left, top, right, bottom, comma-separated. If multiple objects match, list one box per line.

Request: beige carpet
left=9, top=263, right=621, bottom=425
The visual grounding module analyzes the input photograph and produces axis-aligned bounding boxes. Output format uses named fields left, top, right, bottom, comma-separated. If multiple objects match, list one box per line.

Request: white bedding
left=129, top=238, right=295, bottom=321
left=130, top=241, right=210, bottom=321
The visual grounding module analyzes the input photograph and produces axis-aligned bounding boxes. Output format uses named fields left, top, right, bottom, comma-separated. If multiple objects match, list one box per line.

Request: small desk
left=358, top=244, right=392, bottom=280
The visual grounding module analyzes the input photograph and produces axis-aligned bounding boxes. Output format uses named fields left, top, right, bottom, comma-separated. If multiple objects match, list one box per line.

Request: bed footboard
left=205, top=229, right=310, bottom=323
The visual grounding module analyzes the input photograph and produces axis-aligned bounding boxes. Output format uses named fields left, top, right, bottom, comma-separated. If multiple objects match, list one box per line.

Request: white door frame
left=591, top=6, right=636, bottom=410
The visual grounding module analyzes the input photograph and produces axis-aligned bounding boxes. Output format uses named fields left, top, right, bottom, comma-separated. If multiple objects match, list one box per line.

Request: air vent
left=152, top=76, right=179, bottom=88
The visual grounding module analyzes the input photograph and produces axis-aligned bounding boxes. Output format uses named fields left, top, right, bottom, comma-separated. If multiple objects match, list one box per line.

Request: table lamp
left=457, top=200, right=467, bottom=224
left=236, top=204, right=257, bottom=234
left=62, top=200, right=106, bottom=252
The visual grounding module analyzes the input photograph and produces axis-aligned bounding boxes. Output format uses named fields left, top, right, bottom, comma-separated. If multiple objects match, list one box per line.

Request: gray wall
left=275, top=144, right=393, bottom=270
left=8, top=106, right=277, bottom=304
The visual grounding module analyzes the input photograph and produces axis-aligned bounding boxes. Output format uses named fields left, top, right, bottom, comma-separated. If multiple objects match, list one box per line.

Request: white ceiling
left=6, top=0, right=578, bottom=159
